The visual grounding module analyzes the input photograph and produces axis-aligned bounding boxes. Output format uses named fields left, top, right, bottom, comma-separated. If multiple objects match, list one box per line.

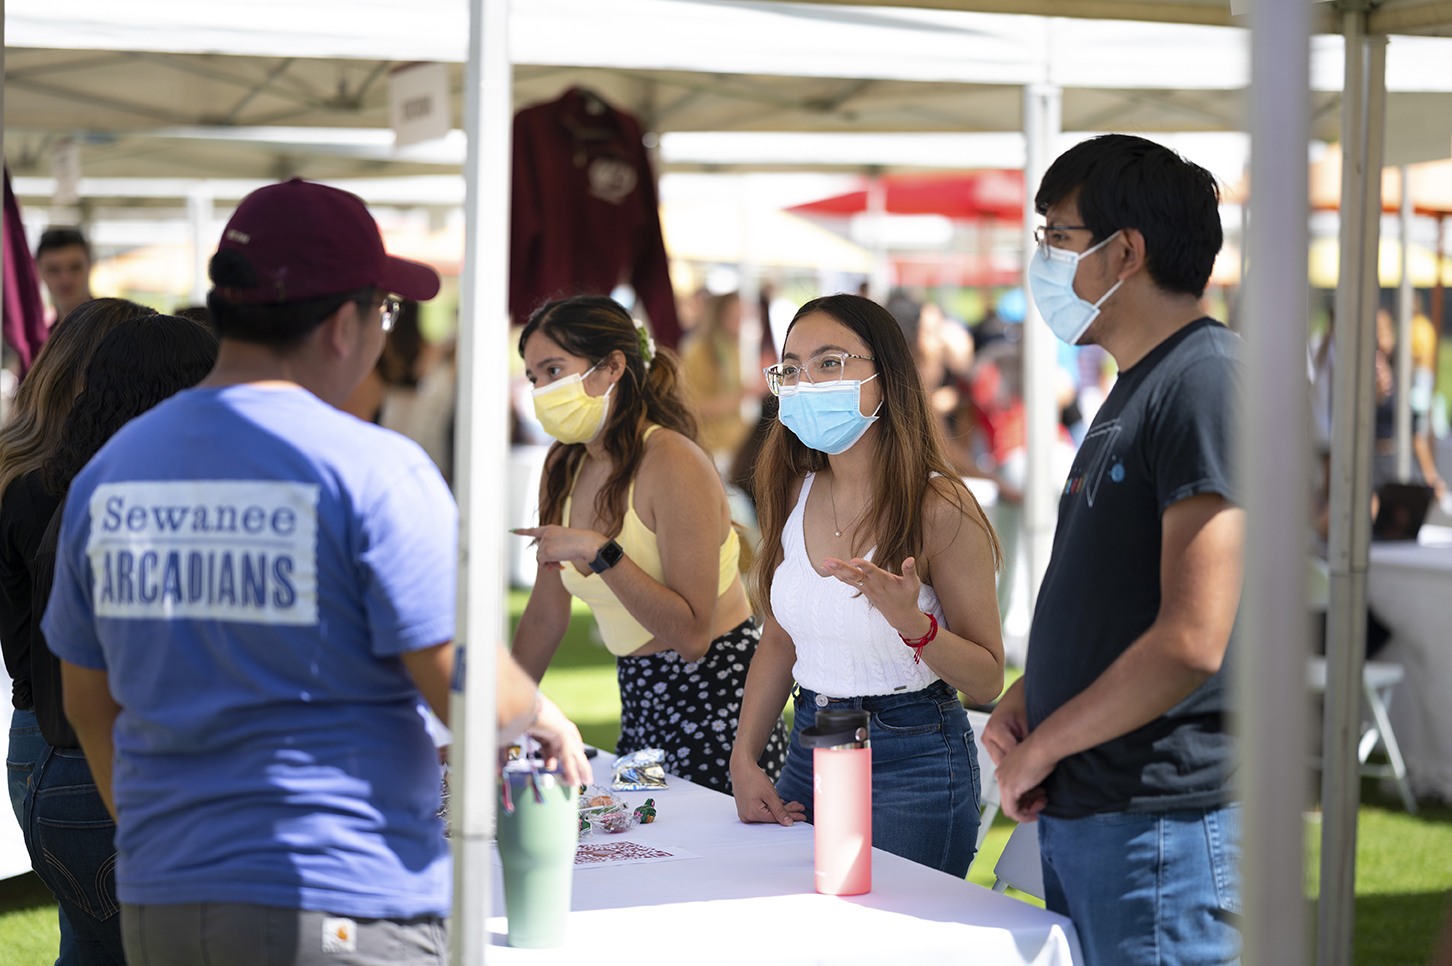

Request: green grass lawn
left=3, top=599, right=1446, bottom=964
left=1306, top=795, right=1452, bottom=966
left=0, top=875, right=60, bottom=962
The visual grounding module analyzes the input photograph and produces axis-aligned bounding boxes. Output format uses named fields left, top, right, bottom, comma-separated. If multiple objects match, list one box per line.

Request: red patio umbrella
left=789, top=170, right=1025, bottom=221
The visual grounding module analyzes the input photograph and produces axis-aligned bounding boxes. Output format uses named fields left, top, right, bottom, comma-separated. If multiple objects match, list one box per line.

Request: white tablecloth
left=1368, top=527, right=1452, bottom=802
left=485, top=755, right=1082, bottom=965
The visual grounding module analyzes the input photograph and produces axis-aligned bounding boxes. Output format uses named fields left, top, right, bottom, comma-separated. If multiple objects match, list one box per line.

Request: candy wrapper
left=577, top=784, right=637, bottom=834
left=597, top=809, right=635, bottom=834
left=612, top=748, right=669, bottom=791
left=577, top=784, right=664, bottom=834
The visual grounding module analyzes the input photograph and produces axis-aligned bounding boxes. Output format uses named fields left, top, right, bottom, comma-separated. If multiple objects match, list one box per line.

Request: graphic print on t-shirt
left=86, top=480, right=319, bottom=625
left=1062, top=419, right=1123, bottom=507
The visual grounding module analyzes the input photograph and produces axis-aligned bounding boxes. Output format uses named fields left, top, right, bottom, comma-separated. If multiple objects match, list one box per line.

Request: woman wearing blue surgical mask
left=511, top=295, right=788, bottom=792
left=730, top=294, right=1005, bottom=877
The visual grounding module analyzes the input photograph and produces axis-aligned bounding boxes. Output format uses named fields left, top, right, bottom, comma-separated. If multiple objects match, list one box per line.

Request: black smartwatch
left=589, top=539, right=625, bottom=574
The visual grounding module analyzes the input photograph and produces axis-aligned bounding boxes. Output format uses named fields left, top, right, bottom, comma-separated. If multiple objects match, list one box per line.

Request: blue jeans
left=1039, top=805, right=1242, bottom=966
left=9, top=708, right=80, bottom=966
left=776, top=680, right=981, bottom=877
left=23, top=744, right=124, bottom=966
left=8, top=706, right=44, bottom=825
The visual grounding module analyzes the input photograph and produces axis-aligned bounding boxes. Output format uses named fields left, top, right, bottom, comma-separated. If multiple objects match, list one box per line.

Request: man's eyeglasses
left=1033, top=224, right=1091, bottom=258
left=763, top=351, right=875, bottom=396
left=378, top=297, right=401, bottom=333
left=351, top=294, right=401, bottom=333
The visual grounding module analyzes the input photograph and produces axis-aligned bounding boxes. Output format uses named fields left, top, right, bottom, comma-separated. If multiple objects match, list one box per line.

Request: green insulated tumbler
left=496, top=765, right=578, bottom=947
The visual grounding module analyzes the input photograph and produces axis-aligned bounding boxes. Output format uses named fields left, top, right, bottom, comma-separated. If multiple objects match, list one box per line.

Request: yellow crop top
left=558, top=427, right=741, bottom=656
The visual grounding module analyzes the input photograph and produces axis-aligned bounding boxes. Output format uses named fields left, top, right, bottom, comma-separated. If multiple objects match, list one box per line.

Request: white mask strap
left=1081, top=229, right=1121, bottom=259
left=1092, top=278, right=1124, bottom=310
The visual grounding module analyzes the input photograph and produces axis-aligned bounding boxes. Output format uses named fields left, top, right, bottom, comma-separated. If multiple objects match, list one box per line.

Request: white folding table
left=485, top=754, right=1083, bottom=965
left=1367, top=525, right=1452, bottom=802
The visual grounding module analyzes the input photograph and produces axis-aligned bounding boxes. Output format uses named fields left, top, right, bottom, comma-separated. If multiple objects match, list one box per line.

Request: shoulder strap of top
left=627, top=425, right=663, bottom=507
left=783, top=473, right=815, bottom=559
left=563, top=451, right=588, bottom=518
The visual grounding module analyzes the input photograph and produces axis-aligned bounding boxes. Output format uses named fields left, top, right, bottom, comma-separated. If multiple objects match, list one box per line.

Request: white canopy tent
left=5, top=2, right=1452, bottom=965
left=7, top=0, right=1452, bottom=185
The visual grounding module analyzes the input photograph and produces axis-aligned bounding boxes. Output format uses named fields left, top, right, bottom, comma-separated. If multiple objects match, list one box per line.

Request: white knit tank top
left=772, top=473, right=944, bottom=697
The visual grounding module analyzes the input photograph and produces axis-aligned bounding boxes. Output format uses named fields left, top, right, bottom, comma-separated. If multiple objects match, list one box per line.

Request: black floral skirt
left=615, top=617, right=788, bottom=794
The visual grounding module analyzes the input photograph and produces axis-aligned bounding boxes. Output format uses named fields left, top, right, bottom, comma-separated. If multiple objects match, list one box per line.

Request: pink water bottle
left=800, top=708, right=872, bottom=896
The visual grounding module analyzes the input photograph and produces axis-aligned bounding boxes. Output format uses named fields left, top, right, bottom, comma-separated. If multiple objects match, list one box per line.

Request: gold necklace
left=827, top=473, right=870, bottom=539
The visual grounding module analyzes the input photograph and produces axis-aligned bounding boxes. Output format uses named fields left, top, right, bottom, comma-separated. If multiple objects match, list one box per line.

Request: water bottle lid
left=799, top=708, right=870, bottom=749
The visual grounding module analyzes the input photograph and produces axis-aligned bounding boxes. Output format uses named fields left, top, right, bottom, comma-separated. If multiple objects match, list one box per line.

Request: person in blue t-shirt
left=42, top=179, right=588, bottom=966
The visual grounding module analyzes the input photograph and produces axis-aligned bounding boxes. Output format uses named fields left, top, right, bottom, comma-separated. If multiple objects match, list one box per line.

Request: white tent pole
left=1241, top=0, right=1311, bottom=961
left=187, top=185, right=213, bottom=306
left=1321, top=14, right=1386, bottom=966
left=1021, top=79, right=1062, bottom=611
left=453, top=0, right=510, bottom=962
left=1395, top=165, right=1413, bottom=483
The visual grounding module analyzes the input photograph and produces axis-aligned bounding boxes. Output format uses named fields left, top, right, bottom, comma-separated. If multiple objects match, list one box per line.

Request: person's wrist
left=1020, top=729, right=1060, bottom=770
left=588, top=535, right=625, bottom=573
left=730, top=747, right=758, bottom=770
left=894, top=611, right=933, bottom=641
left=523, top=688, right=544, bottom=731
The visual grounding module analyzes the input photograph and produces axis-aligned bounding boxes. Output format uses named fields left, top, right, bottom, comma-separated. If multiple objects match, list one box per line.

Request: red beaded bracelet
left=899, top=612, right=938, bottom=664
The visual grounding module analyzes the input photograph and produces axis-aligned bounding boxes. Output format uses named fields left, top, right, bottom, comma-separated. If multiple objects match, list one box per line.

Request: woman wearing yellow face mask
left=512, top=295, right=787, bottom=792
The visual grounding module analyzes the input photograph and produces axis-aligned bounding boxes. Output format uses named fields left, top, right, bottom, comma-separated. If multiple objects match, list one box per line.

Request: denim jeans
left=1039, top=805, right=1242, bottom=966
left=775, top=680, right=981, bottom=877
left=9, top=708, right=80, bottom=966
left=7, top=706, right=44, bottom=825
left=23, top=744, right=124, bottom=966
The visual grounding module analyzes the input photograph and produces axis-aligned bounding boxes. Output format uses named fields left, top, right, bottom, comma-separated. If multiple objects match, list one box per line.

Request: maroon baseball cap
left=212, top=179, right=440, bottom=304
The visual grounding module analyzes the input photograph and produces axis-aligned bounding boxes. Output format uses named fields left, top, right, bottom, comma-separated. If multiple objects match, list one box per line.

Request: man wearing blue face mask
left=982, top=134, right=1245, bottom=966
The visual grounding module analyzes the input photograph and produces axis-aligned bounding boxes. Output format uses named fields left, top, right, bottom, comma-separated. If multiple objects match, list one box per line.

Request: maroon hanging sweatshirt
left=510, top=88, right=681, bottom=346
left=3, top=168, right=48, bottom=377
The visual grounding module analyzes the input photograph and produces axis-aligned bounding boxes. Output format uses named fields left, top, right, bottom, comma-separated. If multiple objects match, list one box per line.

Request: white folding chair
left=1307, top=656, right=1418, bottom=815
left=991, top=820, right=1045, bottom=901
left=965, top=709, right=1000, bottom=852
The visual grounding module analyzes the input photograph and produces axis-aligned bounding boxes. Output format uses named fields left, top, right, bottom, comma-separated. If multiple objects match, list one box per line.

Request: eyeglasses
left=1033, top=224, right=1092, bottom=258
left=351, top=294, right=401, bottom=332
left=379, top=297, right=401, bottom=333
left=763, top=351, right=875, bottom=396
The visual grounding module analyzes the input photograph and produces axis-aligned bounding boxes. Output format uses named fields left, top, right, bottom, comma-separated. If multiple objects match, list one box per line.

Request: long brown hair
left=0, top=298, right=158, bottom=508
left=520, top=296, right=699, bottom=537
left=749, top=294, right=1001, bottom=618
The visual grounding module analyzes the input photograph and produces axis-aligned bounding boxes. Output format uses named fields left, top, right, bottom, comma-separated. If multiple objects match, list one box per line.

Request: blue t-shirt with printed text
left=43, top=384, right=456, bottom=918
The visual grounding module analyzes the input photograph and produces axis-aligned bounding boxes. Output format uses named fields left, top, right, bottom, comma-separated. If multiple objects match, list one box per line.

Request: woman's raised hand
left=820, top=555, right=933, bottom=641
left=511, top=525, right=607, bottom=573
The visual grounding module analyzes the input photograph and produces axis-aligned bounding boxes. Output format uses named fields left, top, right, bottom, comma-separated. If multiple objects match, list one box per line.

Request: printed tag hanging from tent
left=389, top=62, right=451, bottom=147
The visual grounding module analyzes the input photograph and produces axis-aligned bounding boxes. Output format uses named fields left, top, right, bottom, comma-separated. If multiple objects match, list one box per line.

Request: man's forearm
left=1024, top=623, right=1216, bottom=766
left=1025, top=497, right=1243, bottom=770
left=61, top=662, right=121, bottom=820
left=497, top=645, right=542, bottom=739
left=73, top=722, right=117, bottom=820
